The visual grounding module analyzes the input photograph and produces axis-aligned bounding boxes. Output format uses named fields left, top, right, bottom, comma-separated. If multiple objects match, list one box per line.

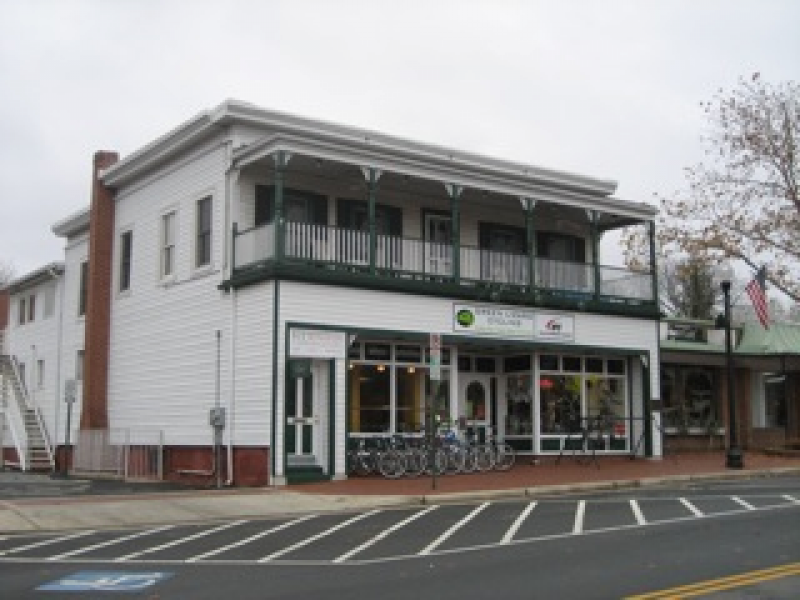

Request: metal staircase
left=0, top=353, right=55, bottom=472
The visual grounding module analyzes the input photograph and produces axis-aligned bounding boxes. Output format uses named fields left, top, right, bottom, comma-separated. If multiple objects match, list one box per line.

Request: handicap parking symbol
left=38, top=571, right=173, bottom=592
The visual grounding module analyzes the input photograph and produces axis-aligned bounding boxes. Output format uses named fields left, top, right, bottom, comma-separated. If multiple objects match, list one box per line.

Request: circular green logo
left=456, top=309, right=475, bottom=328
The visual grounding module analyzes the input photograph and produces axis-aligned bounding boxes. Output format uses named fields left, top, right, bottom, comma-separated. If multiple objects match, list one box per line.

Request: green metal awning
left=735, top=322, right=800, bottom=357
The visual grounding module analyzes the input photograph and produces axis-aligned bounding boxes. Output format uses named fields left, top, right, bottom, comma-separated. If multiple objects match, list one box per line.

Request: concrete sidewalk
left=2, top=452, right=799, bottom=534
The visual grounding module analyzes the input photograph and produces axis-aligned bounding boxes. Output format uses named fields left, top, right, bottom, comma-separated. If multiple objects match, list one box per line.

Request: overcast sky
left=1, top=0, right=798, bottom=278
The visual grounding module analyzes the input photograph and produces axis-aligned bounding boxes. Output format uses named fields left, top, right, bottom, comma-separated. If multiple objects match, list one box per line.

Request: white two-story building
left=2, top=100, right=660, bottom=485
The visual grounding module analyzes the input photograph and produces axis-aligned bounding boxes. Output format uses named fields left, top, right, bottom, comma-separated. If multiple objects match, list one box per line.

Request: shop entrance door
left=459, top=374, right=493, bottom=443
left=286, top=373, right=317, bottom=466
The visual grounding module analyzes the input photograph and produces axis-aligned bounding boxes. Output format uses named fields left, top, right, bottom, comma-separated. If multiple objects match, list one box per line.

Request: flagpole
left=721, top=280, right=744, bottom=469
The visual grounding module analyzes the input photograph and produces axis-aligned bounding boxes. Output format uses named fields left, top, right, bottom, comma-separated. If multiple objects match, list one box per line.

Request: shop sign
left=534, top=314, right=575, bottom=342
left=453, top=304, right=535, bottom=337
left=289, top=329, right=346, bottom=359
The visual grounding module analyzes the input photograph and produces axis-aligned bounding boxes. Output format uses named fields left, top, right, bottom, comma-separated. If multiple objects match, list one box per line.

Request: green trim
left=648, top=221, right=658, bottom=307
left=274, top=152, right=287, bottom=262
left=523, top=199, right=535, bottom=294
left=641, top=356, right=653, bottom=456
left=447, top=185, right=462, bottom=281
left=328, top=358, right=336, bottom=477
left=271, top=279, right=280, bottom=481
left=367, top=170, right=376, bottom=275
left=284, top=319, right=650, bottom=360
left=591, top=211, right=600, bottom=301
left=224, top=262, right=660, bottom=320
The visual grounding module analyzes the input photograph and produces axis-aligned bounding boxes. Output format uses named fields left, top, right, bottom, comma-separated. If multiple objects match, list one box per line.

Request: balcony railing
left=232, top=221, right=654, bottom=303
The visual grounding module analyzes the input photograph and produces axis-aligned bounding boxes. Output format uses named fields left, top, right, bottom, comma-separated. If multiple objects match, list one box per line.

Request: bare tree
left=624, top=74, right=799, bottom=302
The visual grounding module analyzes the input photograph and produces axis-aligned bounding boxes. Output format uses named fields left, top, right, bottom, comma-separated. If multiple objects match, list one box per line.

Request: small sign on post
left=428, top=333, right=442, bottom=491
left=429, top=333, right=441, bottom=381
left=61, top=379, right=77, bottom=479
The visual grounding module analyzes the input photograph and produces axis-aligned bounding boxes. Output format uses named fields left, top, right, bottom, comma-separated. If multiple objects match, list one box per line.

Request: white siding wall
left=232, top=283, right=273, bottom=446
left=108, top=140, right=233, bottom=446
left=5, top=276, right=64, bottom=449
left=58, top=233, right=89, bottom=445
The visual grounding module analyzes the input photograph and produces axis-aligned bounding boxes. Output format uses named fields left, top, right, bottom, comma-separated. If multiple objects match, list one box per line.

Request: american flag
left=745, top=267, right=769, bottom=329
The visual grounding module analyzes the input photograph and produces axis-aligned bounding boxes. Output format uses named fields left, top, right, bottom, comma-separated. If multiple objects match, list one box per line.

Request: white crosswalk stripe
left=501, top=501, right=537, bottom=544
left=334, top=505, right=439, bottom=563
left=629, top=499, right=647, bottom=525
left=47, top=525, right=174, bottom=560
left=0, top=530, right=96, bottom=557
left=679, top=497, right=705, bottom=518
left=259, top=510, right=380, bottom=562
left=572, top=500, right=586, bottom=534
left=1, top=493, right=797, bottom=566
left=731, top=496, right=756, bottom=510
left=115, top=520, right=248, bottom=561
left=418, top=503, right=489, bottom=556
left=186, top=514, right=316, bottom=562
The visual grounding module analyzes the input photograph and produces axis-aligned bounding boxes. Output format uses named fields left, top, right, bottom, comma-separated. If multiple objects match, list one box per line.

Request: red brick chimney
left=81, top=151, right=119, bottom=430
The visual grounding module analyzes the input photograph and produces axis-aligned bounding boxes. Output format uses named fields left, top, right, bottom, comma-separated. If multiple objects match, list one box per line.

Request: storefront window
left=349, top=364, right=390, bottom=433
left=506, top=373, right=533, bottom=434
left=764, top=375, right=787, bottom=428
left=585, top=376, right=626, bottom=435
left=396, top=366, right=423, bottom=432
left=661, top=366, right=717, bottom=431
left=540, top=374, right=582, bottom=433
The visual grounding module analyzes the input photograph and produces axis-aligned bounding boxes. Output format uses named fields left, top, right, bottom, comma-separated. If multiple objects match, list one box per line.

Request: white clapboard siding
left=232, top=284, right=273, bottom=446
left=108, top=140, right=232, bottom=446
left=5, top=275, right=65, bottom=451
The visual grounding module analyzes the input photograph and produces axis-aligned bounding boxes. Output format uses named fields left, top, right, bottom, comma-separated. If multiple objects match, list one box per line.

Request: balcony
left=230, top=221, right=655, bottom=312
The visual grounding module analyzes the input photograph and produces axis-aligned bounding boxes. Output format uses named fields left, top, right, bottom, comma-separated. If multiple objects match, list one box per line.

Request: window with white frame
left=119, top=230, right=133, bottom=292
left=44, top=283, right=56, bottom=318
left=76, top=350, right=85, bottom=381
left=195, top=196, right=212, bottom=268
left=27, top=293, right=36, bottom=322
left=18, top=297, right=26, bottom=325
left=78, top=261, right=88, bottom=316
left=37, top=359, right=45, bottom=389
left=161, top=211, right=177, bottom=279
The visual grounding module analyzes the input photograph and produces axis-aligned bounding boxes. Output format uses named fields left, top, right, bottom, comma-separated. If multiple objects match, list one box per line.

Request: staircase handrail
left=33, top=405, right=55, bottom=466
left=0, top=356, right=29, bottom=470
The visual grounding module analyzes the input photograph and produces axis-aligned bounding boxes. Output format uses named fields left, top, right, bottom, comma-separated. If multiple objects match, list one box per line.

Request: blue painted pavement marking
left=37, top=571, right=173, bottom=592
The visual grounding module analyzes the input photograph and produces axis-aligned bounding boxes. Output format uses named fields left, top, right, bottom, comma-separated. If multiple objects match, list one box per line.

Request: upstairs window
left=78, top=261, right=88, bottom=316
left=119, top=230, right=133, bottom=292
left=44, top=283, right=56, bottom=318
left=27, top=294, right=36, bottom=322
left=18, top=297, right=26, bottom=325
left=196, top=196, right=212, bottom=268
left=161, top=211, right=177, bottom=279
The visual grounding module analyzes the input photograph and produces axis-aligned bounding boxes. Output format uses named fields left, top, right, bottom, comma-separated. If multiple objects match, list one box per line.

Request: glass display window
left=505, top=373, right=533, bottom=434
left=349, top=363, right=390, bottom=433
left=539, top=374, right=582, bottom=434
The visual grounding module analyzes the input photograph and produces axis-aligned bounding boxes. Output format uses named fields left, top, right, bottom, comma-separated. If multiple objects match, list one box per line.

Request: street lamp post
left=721, top=280, right=744, bottom=469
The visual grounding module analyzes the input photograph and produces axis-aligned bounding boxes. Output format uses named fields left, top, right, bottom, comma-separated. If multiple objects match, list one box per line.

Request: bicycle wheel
left=474, top=445, right=494, bottom=471
left=494, top=443, right=516, bottom=471
left=446, top=446, right=467, bottom=474
left=378, top=450, right=407, bottom=479
left=404, top=449, right=426, bottom=477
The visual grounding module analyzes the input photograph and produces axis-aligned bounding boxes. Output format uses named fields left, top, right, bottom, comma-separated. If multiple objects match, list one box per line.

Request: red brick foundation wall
left=82, top=151, right=119, bottom=430
left=164, top=446, right=270, bottom=487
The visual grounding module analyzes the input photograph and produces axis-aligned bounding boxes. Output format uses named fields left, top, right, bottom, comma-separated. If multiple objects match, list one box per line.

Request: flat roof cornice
left=100, top=99, right=655, bottom=219
left=52, top=207, right=90, bottom=237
